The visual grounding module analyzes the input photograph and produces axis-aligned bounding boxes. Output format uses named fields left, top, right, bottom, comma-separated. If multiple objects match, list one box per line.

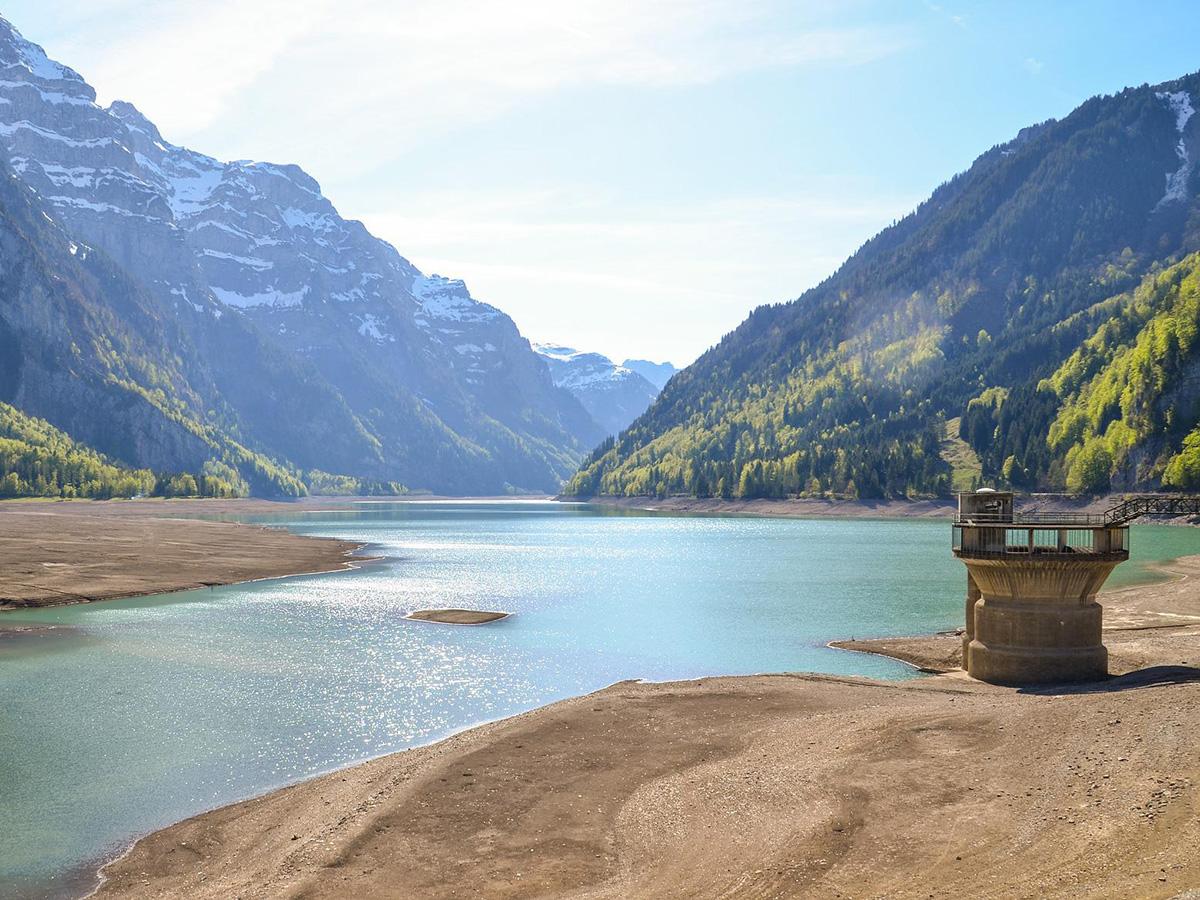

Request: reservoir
left=2, top=501, right=1196, bottom=898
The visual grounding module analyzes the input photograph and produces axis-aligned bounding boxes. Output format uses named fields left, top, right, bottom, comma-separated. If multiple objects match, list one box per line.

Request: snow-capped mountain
left=0, top=16, right=602, bottom=493
left=621, top=358, right=678, bottom=391
left=533, top=344, right=661, bottom=435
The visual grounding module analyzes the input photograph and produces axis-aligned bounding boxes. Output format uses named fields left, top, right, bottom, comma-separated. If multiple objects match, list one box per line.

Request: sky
left=8, top=1, right=1200, bottom=366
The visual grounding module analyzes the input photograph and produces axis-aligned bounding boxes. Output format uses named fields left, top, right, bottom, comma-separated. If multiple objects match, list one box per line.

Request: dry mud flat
left=406, top=608, right=510, bottom=624
left=96, top=672, right=1200, bottom=900
left=0, top=499, right=364, bottom=608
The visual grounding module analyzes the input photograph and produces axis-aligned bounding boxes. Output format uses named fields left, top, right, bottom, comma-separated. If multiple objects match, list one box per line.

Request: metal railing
left=956, top=494, right=1200, bottom=527
left=956, top=510, right=1106, bottom=526
left=1103, top=495, right=1200, bottom=526
left=952, top=523, right=1128, bottom=558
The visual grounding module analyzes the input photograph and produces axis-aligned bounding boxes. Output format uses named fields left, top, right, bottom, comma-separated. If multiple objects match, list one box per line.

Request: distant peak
left=108, top=100, right=165, bottom=143
left=532, top=342, right=583, bottom=362
left=411, top=273, right=500, bottom=325
left=621, top=358, right=679, bottom=390
left=413, top=273, right=468, bottom=296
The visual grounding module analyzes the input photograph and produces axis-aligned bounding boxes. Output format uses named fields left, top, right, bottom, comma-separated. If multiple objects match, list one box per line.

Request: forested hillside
left=0, top=401, right=233, bottom=498
left=567, top=76, right=1200, bottom=499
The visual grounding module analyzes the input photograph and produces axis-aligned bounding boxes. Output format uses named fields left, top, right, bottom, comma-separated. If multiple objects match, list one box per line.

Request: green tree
left=1066, top=441, right=1113, bottom=494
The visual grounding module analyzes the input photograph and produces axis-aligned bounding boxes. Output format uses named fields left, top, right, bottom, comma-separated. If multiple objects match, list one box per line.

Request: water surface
left=1, top=502, right=1196, bottom=898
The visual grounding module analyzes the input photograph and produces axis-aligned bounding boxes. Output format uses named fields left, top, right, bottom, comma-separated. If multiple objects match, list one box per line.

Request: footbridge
left=1102, top=494, right=1200, bottom=526
left=952, top=491, right=1200, bottom=685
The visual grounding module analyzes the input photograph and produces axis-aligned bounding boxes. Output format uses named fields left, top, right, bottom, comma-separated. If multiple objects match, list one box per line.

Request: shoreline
left=577, top=492, right=1200, bottom=522
left=92, top=553, right=1200, bottom=898
left=3, top=492, right=1191, bottom=614
left=0, top=498, right=373, bottom=611
left=579, top=494, right=958, bottom=518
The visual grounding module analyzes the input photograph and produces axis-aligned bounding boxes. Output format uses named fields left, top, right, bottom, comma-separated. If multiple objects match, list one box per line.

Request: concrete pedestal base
left=961, top=557, right=1118, bottom=685
left=967, top=639, right=1107, bottom=684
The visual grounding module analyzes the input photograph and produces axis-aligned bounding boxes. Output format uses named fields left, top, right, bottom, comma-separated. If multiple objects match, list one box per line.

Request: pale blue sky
left=8, top=1, right=1200, bottom=364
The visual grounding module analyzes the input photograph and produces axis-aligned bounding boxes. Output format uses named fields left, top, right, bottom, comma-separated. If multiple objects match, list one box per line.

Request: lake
left=2, top=501, right=1197, bottom=898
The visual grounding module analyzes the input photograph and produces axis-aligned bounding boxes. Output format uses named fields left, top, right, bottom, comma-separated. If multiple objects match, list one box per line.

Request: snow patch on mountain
left=211, top=285, right=309, bottom=309
left=357, top=313, right=393, bottom=342
left=200, top=248, right=274, bottom=270
left=160, top=157, right=224, bottom=219
left=0, top=120, right=111, bottom=147
left=0, top=80, right=90, bottom=106
left=1156, top=90, right=1195, bottom=207
left=411, top=275, right=501, bottom=325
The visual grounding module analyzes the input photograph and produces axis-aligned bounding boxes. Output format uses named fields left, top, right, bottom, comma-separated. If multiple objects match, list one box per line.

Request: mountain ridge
left=567, top=71, right=1200, bottom=499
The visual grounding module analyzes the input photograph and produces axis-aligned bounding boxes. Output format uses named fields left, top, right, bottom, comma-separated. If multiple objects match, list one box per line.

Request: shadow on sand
left=1019, top=664, right=1200, bottom=696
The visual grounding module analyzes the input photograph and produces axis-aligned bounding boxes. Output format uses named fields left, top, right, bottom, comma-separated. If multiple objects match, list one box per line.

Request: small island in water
left=406, top=608, right=510, bottom=625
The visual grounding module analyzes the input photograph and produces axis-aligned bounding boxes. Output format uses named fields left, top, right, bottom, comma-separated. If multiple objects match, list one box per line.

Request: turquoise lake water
left=2, top=501, right=1198, bottom=898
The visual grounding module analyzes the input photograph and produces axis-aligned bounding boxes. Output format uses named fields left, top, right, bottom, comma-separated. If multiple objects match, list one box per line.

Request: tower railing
left=952, top=523, right=1128, bottom=559
left=955, top=510, right=1106, bottom=526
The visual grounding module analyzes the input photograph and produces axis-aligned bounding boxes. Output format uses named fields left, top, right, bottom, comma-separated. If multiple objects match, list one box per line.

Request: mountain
left=621, top=359, right=678, bottom=391
left=533, top=344, right=661, bottom=435
left=0, top=137, right=310, bottom=497
left=0, top=16, right=602, bottom=496
left=568, top=74, right=1200, bottom=499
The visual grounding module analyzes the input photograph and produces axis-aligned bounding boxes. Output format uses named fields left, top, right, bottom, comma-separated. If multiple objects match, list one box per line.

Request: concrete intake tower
left=952, top=491, right=1200, bottom=683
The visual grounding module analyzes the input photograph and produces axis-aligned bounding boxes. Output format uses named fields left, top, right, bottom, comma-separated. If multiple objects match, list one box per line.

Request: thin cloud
left=33, top=0, right=911, bottom=169
left=359, top=186, right=920, bottom=363
left=55, top=0, right=334, bottom=135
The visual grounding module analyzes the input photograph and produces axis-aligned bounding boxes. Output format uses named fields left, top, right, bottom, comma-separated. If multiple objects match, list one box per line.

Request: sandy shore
left=0, top=498, right=367, bottom=609
left=96, top=555, right=1200, bottom=898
